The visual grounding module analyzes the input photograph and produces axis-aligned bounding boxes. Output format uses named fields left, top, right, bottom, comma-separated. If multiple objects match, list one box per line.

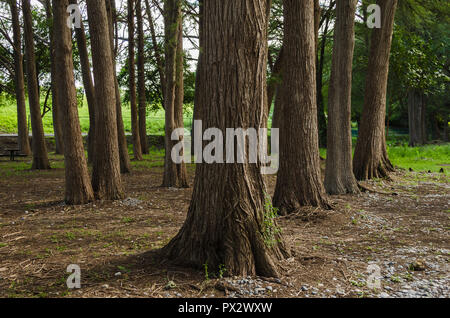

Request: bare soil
left=0, top=156, right=448, bottom=298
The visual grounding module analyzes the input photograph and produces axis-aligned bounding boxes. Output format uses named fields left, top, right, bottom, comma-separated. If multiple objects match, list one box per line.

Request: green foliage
left=262, top=193, right=282, bottom=248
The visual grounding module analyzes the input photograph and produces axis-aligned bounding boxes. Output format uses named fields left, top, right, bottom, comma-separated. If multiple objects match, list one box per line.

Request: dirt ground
left=0, top=156, right=448, bottom=298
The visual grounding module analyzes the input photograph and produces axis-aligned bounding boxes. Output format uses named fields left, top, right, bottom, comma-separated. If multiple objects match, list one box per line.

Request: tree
left=272, top=0, right=330, bottom=214
left=9, top=0, right=31, bottom=156
left=163, top=0, right=288, bottom=277
left=136, top=0, right=149, bottom=154
left=106, top=0, right=132, bottom=174
left=353, top=0, right=398, bottom=180
left=128, top=0, right=143, bottom=161
left=162, top=0, right=186, bottom=187
left=86, top=0, right=124, bottom=200
left=69, top=0, right=97, bottom=164
left=22, top=0, right=50, bottom=170
left=43, top=0, right=64, bottom=155
left=324, top=0, right=360, bottom=195
left=52, top=0, right=94, bottom=205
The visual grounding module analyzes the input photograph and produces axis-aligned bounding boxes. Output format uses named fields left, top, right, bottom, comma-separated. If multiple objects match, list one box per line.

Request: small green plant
left=218, top=264, right=227, bottom=279
left=122, top=217, right=135, bottom=224
left=262, top=193, right=282, bottom=248
left=203, top=263, right=209, bottom=281
left=390, top=275, right=401, bottom=283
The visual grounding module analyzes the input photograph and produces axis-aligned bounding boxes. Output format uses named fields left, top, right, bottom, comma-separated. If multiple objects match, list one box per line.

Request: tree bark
left=353, top=0, right=397, bottom=180
left=70, top=0, right=97, bottom=164
left=87, top=0, right=124, bottom=200
left=52, top=0, right=94, bottom=205
left=408, top=89, right=427, bottom=147
left=137, top=0, right=149, bottom=154
left=106, top=0, right=132, bottom=173
left=22, top=0, right=50, bottom=170
left=9, top=0, right=31, bottom=156
left=273, top=0, right=330, bottom=214
left=44, top=0, right=64, bottom=155
left=163, top=0, right=288, bottom=277
left=324, top=0, right=360, bottom=195
left=162, top=0, right=182, bottom=187
left=128, top=0, right=143, bottom=161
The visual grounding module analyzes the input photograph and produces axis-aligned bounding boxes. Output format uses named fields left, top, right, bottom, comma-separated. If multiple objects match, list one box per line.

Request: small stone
left=266, top=286, right=273, bottom=292
left=114, top=272, right=122, bottom=277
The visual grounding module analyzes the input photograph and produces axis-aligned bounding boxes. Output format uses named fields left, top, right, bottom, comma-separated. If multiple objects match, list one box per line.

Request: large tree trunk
left=9, top=0, right=31, bottom=156
left=22, top=0, right=50, bottom=170
left=44, top=0, right=64, bottom=155
left=273, top=0, right=330, bottom=214
left=87, top=0, right=124, bottom=200
left=128, top=0, right=143, bottom=161
left=408, top=89, right=427, bottom=147
left=162, top=0, right=183, bottom=187
left=70, top=0, right=96, bottom=164
left=324, top=0, right=360, bottom=195
left=136, top=0, right=149, bottom=154
left=106, top=0, right=132, bottom=173
left=163, top=0, right=288, bottom=277
left=353, top=0, right=397, bottom=180
left=52, top=0, right=94, bottom=205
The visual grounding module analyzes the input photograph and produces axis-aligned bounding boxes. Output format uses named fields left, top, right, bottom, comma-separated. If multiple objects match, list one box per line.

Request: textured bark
left=163, top=0, right=288, bottom=277
left=70, top=0, right=96, bottom=164
left=273, top=0, right=330, bottom=214
left=137, top=0, right=149, bottom=154
left=44, top=0, right=64, bottom=155
left=162, top=0, right=182, bottom=187
left=324, top=0, right=360, bottom=195
left=145, top=0, right=165, bottom=104
left=408, top=89, right=427, bottom=147
left=9, top=0, right=31, bottom=156
left=52, top=0, right=94, bottom=205
left=87, top=0, right=124, bottom=200
left=106, top=0, right=132, bottom=173
left=128, top=0, right=143, bottom=161
left=22, top=0, right=50, bottom=170
left=353, top=0, right=397, bottom=181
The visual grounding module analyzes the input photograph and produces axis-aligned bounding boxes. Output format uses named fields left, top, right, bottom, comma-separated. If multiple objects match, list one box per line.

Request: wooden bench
left=0, top=148, right=28, bottom=161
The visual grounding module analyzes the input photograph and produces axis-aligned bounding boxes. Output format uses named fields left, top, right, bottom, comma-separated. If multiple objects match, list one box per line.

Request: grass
left=0, top=95, right=193, bottom=136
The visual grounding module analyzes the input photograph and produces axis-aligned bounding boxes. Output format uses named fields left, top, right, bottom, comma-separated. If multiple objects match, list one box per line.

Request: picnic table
left=0, top=148, right=26, bottom=161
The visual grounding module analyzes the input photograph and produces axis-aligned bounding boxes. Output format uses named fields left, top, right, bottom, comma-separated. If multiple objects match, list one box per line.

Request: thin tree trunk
left=324, top=0, right=360, bottom=195
left=106, top=0, right=132, bottom=173
left=52, top=0, right=94, bottom=205
left=163, top=0, right=288, bottom=277
left=128, top=0, right=143, bottom=161
left=162, top=0, right=181, bottom=187
left=9, top=0, right=31, bottom=156
left=69, top=0, right=96, bottom=164
left=273, top=0, right=330, bottom=214
left=408, top=89, right=427, bottom=147
left=44, top=0, right=64, bottom=155
left=87, top=0, right=124, bottom=200
left=137, top=0, right=149, bottom=154
left=353, top=0, right=397, bottom=180
left=22, top=0, right=50, bottom=170
left=174, top=17, right=188, bottom=187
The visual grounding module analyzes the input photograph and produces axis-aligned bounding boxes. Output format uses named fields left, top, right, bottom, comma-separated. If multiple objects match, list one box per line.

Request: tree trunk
left=44, top=0, right=64, bottom=155
left=9, top=0, right=31, bottom=156
left=162, top=0, right=182, bottom=188
left=353, top=0, right=397, bottom=180
left=162, top=0, right=288, bottom=277
left=128, top=0, right=143, bottom=161
left=22, top=0, right=50, bottom=170
left=408, top=89, right=427, bottom=147
left=87, top=0, right=124, bottom=200
left=273, top=0, right=330, bottom=214
left=106, top=0, right=132, bottom=173
left=267, top=47, right=283, bottom=126
left=324, top=0, right=360, bottom=195
left=173, top=17, right=188, bottom=187
left=52, top=0, right=94, bottom=205
left=69, top=0, right=96, bottom=164
left=137, top=0, right=149, bottom=154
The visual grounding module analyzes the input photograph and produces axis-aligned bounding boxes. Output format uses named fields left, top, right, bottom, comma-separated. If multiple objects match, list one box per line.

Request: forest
left=0, top=0, right=448, bottom=301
